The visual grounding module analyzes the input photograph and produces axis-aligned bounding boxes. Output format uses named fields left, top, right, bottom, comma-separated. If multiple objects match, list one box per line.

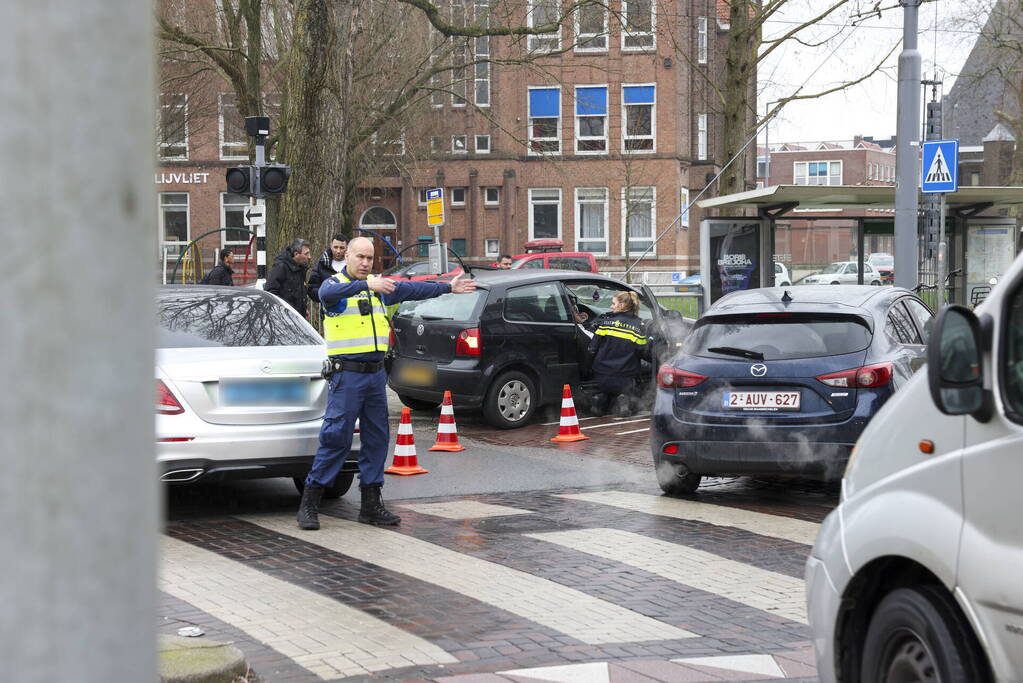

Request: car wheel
left=483, top=370, right=535, bottom=429
left=293, top=471, right=356, bottom=500
left=830, top=281, right=841, bottom=285
left=870, top=279, right=881, bottom=286
left=860, top=586, right=989, bottom=683
left=655, top=459, right=702, bottom=495
left=781, top=282, right=791, bottom=287
left=398, top=394, right=441, bottom=411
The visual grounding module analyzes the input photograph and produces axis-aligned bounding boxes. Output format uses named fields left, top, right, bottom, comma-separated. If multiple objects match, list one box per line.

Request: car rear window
left=683, top=314, right=872, bottom=360
left=157, top=290, right=322, bottom=348
left=396, top=290, right=484, bottom=321
left=549, top=257, right=591, bottom=272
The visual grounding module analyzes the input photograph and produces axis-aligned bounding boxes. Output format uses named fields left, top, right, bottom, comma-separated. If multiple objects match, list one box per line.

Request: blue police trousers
left=306, top=368, right=389, bottom=489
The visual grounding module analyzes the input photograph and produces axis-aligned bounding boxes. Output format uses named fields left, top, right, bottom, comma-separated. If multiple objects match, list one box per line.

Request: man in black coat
left=200, top=249, right=235, bottom=286
left=307, top=234, right=348, bottom=306
left=264, top=238, right=312, bottom=317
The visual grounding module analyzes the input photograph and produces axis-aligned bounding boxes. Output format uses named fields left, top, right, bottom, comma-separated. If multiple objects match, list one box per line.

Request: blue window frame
left=575, top=85, right=607, bottom=153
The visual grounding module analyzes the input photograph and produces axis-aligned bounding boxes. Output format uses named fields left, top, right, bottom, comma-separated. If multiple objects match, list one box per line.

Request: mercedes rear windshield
left=157, top=290, right=322, bottom=348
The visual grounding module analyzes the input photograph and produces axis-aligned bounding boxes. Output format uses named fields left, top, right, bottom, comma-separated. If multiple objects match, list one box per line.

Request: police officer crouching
left=297, top=236, right=477, bottom=530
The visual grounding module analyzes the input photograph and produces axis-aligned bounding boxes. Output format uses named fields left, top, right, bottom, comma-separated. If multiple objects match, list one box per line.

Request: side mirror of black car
left=927, top=305, right=993, bottom=422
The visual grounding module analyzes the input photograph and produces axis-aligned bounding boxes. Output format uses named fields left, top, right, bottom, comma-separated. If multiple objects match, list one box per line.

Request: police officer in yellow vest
left=297, top=237, right=477, bottom=530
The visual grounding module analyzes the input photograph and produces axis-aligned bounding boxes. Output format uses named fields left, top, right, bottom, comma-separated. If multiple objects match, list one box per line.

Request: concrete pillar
left=1, top=1, right=158, bottom=681
left=502, top=169, right=517, bottom=253
left=468, top=169, right=479, bottom=257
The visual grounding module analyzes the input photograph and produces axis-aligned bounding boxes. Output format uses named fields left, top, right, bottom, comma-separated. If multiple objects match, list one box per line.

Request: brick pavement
left=161, top=481, right=832, bottom=682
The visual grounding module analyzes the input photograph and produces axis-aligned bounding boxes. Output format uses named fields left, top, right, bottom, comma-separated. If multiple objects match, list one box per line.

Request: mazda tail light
left=157, top=380, right=184, bottom=415
left=456, top=328, right=482, bottom=356
left=816, top=362, right=893, bottom=388
left=657, top=365, right=707, bottom=389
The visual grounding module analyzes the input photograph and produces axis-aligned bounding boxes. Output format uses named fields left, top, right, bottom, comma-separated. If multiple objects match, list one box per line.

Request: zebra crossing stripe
left=160, top=537, right=456, bottom=680
left=558, top=491, right=819, bottom=545
left=244, top=514, right=699, bottom=644
left=526, top=528, right=808, bottom=624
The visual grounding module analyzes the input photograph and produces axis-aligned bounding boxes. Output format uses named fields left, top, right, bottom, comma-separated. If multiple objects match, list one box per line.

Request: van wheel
left=870, top=279, right=882, bottom=286
left=860, top=586, right=989, bottom=683
left=655, top=459, right=702, bottom=495
left=398, top=394, right=440, bottom=411
left=293, top=471, right=355, bottom=500
left=483, top=371, right=535, bottom=429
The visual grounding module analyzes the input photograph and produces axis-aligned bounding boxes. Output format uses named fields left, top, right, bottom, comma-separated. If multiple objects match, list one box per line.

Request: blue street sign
left=426, top=188, right=443, bottom=201
left=921, top=139, right=958, bottom=194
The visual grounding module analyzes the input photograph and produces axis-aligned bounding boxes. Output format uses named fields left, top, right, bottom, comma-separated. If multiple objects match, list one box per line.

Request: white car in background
left=156, top=286, right=358, bottom=498
left=774, top=262, right=792, bottom=287
left=802, top=261, right=882, bottom=286
left=806, top=249, right=1023, bottom=681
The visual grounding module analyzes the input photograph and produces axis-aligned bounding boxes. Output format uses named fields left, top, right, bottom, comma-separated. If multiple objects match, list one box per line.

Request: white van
left=806, top=250, right=1023, bottom=682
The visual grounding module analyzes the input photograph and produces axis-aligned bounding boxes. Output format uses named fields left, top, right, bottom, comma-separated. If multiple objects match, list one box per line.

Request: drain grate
left=473, top=515, right=579, bottom=534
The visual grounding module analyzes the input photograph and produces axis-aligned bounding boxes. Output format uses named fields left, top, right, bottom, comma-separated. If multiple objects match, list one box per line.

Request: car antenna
left=781, top=290, right=793, bottom=305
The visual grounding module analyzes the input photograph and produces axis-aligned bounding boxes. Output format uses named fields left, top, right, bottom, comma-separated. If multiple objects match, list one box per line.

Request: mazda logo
left=750, top=363, right=767, bottom=377
left=416, top=324, right=425, bottom=336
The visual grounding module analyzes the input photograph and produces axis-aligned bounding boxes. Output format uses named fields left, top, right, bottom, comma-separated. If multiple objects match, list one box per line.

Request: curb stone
left=159, top=634, right=248, bottom=683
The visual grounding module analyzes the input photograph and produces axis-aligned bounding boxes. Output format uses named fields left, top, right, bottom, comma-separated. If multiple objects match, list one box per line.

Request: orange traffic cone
left=429, top=391, right=465, bottom=452
left=385, top=407, right=429, bottom=475
left=551, top=384, right=590, bottom=443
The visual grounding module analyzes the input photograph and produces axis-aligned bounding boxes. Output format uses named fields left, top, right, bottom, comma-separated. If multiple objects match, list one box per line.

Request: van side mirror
left=927, top=305, right=992, bottom=421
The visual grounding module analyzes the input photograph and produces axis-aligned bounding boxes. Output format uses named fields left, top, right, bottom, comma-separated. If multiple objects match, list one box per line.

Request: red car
left=507, top=239, right=598, bottom=273
left=867, top=253, right=894, bottom=283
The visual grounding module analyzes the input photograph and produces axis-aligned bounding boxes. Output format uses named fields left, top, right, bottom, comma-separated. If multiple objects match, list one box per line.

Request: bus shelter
left=696, top=185, right=1023, bottom=308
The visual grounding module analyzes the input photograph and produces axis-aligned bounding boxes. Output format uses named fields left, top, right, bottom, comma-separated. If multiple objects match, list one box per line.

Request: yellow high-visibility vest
left=323, top=272, right=390, bottom=356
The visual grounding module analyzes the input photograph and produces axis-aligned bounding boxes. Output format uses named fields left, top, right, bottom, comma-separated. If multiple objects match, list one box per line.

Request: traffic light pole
left=251, top=118, right=269, bottom=282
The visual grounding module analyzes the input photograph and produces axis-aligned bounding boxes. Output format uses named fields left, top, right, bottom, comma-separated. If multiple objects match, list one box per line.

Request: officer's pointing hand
left=449, top=273, right=478, bottom=294
left=367, top=276, right=396, bottom=294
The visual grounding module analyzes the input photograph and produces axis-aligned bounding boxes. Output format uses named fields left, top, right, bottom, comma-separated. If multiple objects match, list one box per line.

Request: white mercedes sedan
left=156, top=286, right=358, bottom=497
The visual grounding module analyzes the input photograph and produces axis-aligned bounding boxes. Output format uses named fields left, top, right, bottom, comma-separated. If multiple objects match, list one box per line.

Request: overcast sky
left=758, top=0, right=985, bottom=146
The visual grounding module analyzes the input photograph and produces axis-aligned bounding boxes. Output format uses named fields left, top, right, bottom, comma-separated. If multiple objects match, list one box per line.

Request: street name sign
left=243, top=204, right=266, bottom=226
left=921, top=139, right=959, bottom=194
left=426, top=188, right=445, bottom=227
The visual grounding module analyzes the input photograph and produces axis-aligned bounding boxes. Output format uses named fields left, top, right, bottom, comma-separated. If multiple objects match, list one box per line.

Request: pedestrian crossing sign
left=921, top=139, right=958, bottom=194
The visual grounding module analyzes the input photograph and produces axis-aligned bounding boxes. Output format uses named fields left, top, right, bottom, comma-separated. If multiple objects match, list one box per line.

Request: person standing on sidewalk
left=297, top=236, right=477, bottom=530
left=200, top=249, right=235, bottom=286
left=307, top=234, right=348, bottom=310
left=587, top=291, right=649, bottom=416
left=264, top=238, right=313, bottom=317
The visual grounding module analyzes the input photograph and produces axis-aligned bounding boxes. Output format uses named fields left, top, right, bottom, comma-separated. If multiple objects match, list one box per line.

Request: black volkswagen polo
left=386, top=270, right=692, bottom=428
left=652, top=285, right=933, bottom=494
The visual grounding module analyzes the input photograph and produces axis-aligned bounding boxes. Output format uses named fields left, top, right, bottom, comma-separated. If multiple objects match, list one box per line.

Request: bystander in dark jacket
left=265, top=238, right=313, bottom=316
left=200, top=249, right=235, bottom=286
left=307, top=234, right=348, bottom=304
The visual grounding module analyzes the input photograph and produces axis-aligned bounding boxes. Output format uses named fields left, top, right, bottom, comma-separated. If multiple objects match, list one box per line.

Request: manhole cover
left=473, top=515, right=579, bottom=534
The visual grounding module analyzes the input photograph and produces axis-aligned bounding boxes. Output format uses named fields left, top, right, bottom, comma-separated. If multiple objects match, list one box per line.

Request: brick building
left=156, top=0, right=753, bottom=281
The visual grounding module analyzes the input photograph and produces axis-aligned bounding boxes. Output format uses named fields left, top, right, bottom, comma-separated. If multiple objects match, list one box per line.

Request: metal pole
left=1, top=0, right=157, bottom=679
left=764, top=104, right=770, bottom=187
left=895, top=0, right=922, bottom=289
left=938, top=195, right=947, bottom=305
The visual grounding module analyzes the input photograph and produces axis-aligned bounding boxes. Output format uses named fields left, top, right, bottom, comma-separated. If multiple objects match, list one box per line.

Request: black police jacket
left=586, top=312, right=649, bottom=378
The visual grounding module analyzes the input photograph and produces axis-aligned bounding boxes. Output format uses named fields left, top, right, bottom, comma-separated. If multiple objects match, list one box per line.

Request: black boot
left=359, top=485, right=401, bottom=526
left=296, top=485, right=325, bottom=530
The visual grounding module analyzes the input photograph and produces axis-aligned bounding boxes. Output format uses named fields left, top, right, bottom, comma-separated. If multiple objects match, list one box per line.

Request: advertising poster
left=700, top=219, right=764, bottom=307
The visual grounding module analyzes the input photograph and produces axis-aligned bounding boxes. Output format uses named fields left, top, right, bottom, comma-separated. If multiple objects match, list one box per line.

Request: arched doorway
left=359, top=206, right=398, bottom=272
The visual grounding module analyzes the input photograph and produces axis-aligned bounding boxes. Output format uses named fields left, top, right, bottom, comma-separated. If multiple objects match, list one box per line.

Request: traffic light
left=226, top=165, right=256, bottom=195
left=259, top=164, right=291, bottom=196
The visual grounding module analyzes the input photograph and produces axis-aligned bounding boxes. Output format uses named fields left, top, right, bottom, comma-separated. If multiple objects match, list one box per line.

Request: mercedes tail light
left=456, top=328, right=482, bottom=356
left=816, top=362, right=893, bottom=388
left=657, top=365, right=707, bottom=389
left=157, top=380, right=184, bottom=415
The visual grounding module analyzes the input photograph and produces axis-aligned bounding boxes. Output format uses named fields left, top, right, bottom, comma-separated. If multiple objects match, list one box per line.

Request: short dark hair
left=289, top=238, right=311, bottom=254
left=331, top=234, right=347, bottom=244
left=498, top=253, right=512, bottom=261
left=219, top=248, right=233, bottom=262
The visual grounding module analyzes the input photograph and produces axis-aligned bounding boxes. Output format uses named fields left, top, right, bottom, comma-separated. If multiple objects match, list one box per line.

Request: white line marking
left=585, top=417, right=651, bottom=429
left=160, top=537, right=455, bottom=680
left=526, top=528, right=808, bottom=624
left=672, top=654, right=786, bottom=678
left=557, top=491, right=819, bottom=546
left=244, top=514, right=698, bottom=644
left=397, top=501, right=533, bottom=519
left=617, top=427, right=650, bottom=435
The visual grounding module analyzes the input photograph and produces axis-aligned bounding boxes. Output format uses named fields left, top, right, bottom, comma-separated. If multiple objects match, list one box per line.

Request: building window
left=576, top=2, right=607, bottom=51
left=451, top=187, right=466, bottom=205
left=431, top=52, right=446, bottom=107
left=697, top=113, right=708, bottom=160
left=475, top=0, right=491, bottom=106
left=794, top=161, right=842, bottom=185
left=528, top=0, right=559, bottom=52
left=159, top=193, right=189, bottom=255
left=622, top=186, right=655, bottom=255
left=431, top=136, right=444, bottom=154
left=159, top=93, right=188, bottom=160
left=418, top=188, right=430, bottom=205
left=475, top=135, right=491, bottom=153
left=529, top=188, right=561, bottom=240
left=485, top=238, right=500, bottom=256
left=697, top=16, right=708, bottom=64
left=622, top=0, right=654, bottom=50
left=528, top=87, right=561, bottom=154
left=417, top=236, right=432, bottom=257
left=218, top=93, right=248, bottom=160
left=452, top=135, right=468, bottom=154
left=450, top=238, right=467, bottom=256
left=575, top=85, right=608, bottom=153
left=484, top=187, right=500, bottom=205
left=221, top=193, right=251, bottom=246
left=576, top=187, right=608, bottom=254
left=623, top=84, right=655, bottom=152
